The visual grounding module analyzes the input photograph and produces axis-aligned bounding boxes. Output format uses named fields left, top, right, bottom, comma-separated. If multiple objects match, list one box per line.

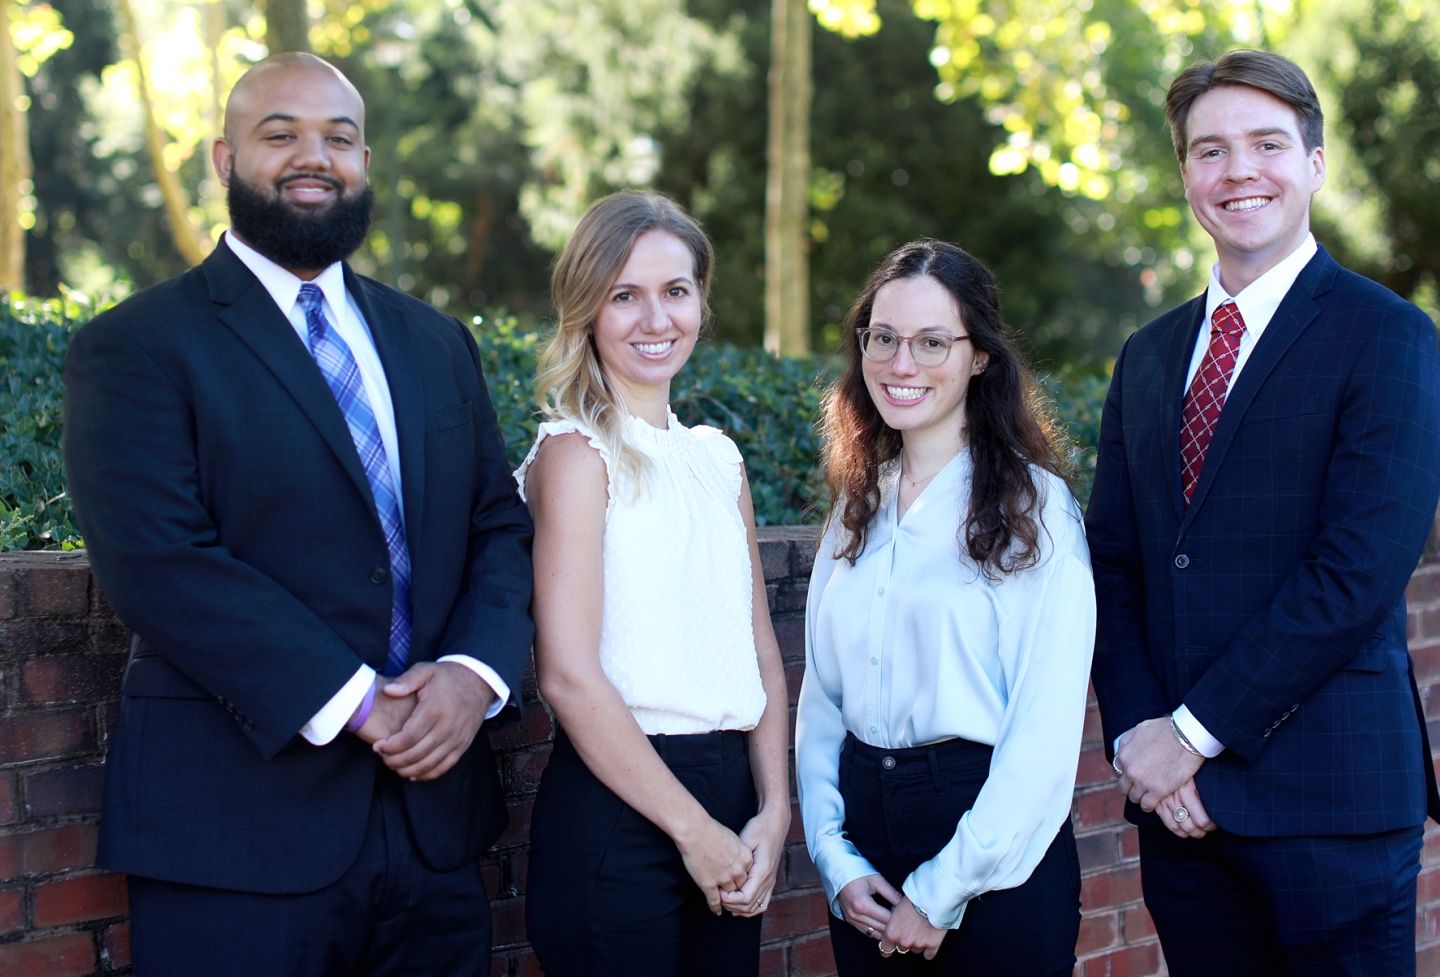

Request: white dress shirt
left=223, top=232, right=509, bottom=744
left=796, top=451, right=1096, bottom=929
left=1170, top=234, right=1318, bottom=757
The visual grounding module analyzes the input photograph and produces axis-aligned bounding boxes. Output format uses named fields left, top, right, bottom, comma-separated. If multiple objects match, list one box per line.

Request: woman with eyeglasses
left=796, top=239, right=1095, bottom=974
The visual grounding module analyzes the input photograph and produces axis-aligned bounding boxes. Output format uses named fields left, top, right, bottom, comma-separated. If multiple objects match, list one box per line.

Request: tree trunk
left=116, top=0, right=208, bottom=267
left=763, top=0, right=812, bottom=355
left=0, top=0, right=31, bottom=292
left=263, top=0, right=310, bottom=55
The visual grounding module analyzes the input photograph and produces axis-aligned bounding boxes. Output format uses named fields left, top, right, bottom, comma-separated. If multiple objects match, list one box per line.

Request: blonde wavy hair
left=536, top=190, right=714, bottom=488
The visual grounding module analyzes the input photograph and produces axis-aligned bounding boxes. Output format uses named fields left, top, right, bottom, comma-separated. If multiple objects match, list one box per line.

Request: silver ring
left=1112, top=758, right=1124, bottom=777
left=1173, top=806, right=1190, bottom=823
left=879, top=942, right=895, bottom=956
left=897, top=947, right=910, bottom=955
left=866, top=927, right=875, bottom=938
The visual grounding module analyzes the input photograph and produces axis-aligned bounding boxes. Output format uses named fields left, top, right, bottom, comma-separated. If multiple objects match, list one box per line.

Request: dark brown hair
left=819, top=239, right=1071, bottom=577
left=1166, top=49, right=1324, bottom=161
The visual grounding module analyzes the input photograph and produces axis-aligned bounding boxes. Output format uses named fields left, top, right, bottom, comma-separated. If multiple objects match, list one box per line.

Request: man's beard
left=227, top=172, right=374, bottom=271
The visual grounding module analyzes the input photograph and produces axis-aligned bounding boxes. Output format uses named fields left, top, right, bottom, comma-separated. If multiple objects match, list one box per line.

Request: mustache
left=275, top=173, right=346, bottom=192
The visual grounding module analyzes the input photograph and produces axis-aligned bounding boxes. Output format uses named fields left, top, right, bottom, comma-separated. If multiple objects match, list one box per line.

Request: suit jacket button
left=1174, top=554, right=1190, bottom=569
left=370, top=567, right=389, bottom=584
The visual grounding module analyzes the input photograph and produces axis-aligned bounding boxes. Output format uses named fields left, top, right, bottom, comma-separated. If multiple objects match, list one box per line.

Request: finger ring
left=1173, top=806, right=1190, bottom=823
left=866, top=927, right=875, bottom=938
left=878, top=941, right=894, bottom=955
left=897, top=947, right=910, bottom=954
left=1112, top=758, right=1124, bottom=777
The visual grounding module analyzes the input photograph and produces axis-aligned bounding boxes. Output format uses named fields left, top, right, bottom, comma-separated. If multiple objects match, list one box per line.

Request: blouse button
left=877, top=587, right=886, bottom=596
left=870, top=657, right=878, bottom=666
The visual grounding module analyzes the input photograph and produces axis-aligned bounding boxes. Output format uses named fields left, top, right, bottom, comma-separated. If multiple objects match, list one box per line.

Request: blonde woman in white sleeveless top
left=516, top=190, right=789, bottom=977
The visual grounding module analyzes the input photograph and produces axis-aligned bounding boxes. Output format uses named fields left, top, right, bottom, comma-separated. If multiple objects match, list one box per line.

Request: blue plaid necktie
left=298, top=283, right=411, bottom=675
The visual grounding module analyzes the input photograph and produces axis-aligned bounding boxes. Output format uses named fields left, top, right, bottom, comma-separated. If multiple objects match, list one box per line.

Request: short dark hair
left=1166, top=50, right=1323, bottom=161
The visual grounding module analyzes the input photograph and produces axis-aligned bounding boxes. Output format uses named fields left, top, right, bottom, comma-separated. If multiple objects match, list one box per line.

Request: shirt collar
left=224, top=230, right=349, bottom=319
left=1204, top=234, right=1317, bottom=334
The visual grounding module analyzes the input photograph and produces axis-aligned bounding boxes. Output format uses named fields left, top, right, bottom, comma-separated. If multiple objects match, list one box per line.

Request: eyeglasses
left=856, top=327, right=971, bottom=367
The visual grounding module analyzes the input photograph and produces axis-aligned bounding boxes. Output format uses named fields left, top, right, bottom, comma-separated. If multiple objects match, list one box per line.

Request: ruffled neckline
left=625, top=408, right=687, bottom=452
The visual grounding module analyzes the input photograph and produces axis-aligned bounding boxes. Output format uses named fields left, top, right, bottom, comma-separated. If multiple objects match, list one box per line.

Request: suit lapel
left=203, top=243, right=375, bottom=506
left=1181, top=249, right=1333, bottom=522
left=347, top=270, right=427, bottom=556
left=1161, top=297, right=1207, bottom=522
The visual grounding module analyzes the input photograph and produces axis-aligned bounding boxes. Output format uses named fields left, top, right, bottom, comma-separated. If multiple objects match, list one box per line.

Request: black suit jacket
left=1087, top=246, right=1440, bottom=836
left=64, top=239, right=534, bottom=892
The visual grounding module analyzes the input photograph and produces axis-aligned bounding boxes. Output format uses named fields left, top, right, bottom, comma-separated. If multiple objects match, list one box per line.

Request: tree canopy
left=7, top=0, right=1437, bottom=371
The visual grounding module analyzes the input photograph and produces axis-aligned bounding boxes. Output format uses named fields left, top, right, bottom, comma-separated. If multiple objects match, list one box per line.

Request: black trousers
left=1139, top=821, right=1423, bottom=977
left=526, top=728, right=762, bottom=977
left=128, top=774, right=492, bottom=977
left=828, top=733, right=1080, bottom=977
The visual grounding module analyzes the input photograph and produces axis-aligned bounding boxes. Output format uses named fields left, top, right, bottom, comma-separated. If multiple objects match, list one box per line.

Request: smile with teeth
left=884, top=384, right=928, bottom=402
left=1224, top=196, right=1270, bottom=212
left=633, top=340, right=675, bottom=355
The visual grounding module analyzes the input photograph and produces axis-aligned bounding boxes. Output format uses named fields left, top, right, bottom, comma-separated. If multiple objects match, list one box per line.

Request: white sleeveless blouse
left=515, top=412, right=767, bottom=735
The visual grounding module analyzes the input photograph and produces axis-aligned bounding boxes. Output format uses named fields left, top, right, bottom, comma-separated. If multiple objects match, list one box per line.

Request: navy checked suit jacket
left=1087, top=246, right=1440, bottom=836
left=64, top=239, right=534, bottom=892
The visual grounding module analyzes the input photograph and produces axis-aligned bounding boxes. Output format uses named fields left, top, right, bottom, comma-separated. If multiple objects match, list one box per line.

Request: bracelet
left=1169, top=715, right=1203, bottom=757
left=345, top=682, right=378, bottom=733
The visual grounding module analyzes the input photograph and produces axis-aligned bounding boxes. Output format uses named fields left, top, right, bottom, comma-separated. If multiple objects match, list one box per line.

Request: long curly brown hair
left=820, top=239, right=1072, bottom=578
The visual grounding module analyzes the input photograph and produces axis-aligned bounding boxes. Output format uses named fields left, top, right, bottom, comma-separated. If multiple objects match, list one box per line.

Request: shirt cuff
left=437, top=655, right=510, bottom=720
left=300, top=665, right=375, bottom=745
left=1173, top=705, right=1225, bottom=758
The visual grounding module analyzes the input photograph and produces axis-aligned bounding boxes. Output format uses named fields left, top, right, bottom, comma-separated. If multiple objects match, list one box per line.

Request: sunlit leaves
left=8, top=1, right=72, bottom=77
left=808, top=0, right=880, bottom=38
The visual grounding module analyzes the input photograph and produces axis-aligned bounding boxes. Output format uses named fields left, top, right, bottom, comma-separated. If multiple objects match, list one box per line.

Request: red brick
left=772, top=615, right=805, bottom=662
left=1418, top=941, right=1440, bottom=976
left=1076, top=746, right=1117, bottom=790
left=1081, top=703, right=1105, bottom=749
left=0, top=772, right=16, bottom=826
left=0, top=931, right=96, bottom=977
left=502, top=747, right=550, bottom=796
left=1076, top=909, right=1118, bottom=954
left=758, top=944, right=785, bottom=977
left=783, top=842, right=821, bottom=891
left=1408, top=564, right=1440, bottom=605
left=22, top=763, right=105, bottom=818
left=32, top=871, right=127, bottom=927
left=0, top=823, right=98, bottom=880
left=513, top=948, right=545, bottom=977
left=19, top=653, right=124, bottom=704
left=0, top=709, right=92, bottom=763
left=1080, top=940, right=1162, bottom=976
left=1421, top=864, right=1440, bottom=905
left=1076, top=827, right=1120, bottom=874
left=1080, top=865, right=1143, bottom=911
left=102, top=921, right=131, bottom=969
left=1121, top=903, right=1157, bottom=943
left=786, top=800, right=806, bottom=845
left=1073, top=787, right=1128, bottom=831
left=0, top=886, right=22, bottom=935
left=15, top=565, right=91, bottom=618
left=489, top=953, right=508, bottom=977
left=1415, top=643, right=1440, bottom=685
left=488, top=704, right=554, bottom=750
left=495, top=797, right=533, bottom=850
left=489, top=895, right=525, bottom=950
left=0, top=570, right=15, bottom=621
left=760, top=888, right=829, bottom=942
left=787, top=932, right=838, bottom=976
left=1119, top=827, right=1140, bottom=860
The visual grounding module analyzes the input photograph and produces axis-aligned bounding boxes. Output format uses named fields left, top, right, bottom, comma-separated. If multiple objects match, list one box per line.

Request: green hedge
left=0, top=294, right=1106, bottom=551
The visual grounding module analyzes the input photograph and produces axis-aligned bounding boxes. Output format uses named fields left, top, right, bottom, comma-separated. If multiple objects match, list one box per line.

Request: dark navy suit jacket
left=1087, top=246, right=1440, bottom=836
left=64, top=239, right=534, bottom=892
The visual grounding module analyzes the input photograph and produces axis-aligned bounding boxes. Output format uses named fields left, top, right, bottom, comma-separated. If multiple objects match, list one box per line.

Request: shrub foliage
left=0, top=295, right=1105, bottom=550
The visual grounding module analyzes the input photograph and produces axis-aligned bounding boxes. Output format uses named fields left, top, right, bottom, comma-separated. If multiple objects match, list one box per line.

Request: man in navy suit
left=63, top=53, right=532, bottom=976
left=1088, top=50, right=1440, bottom=975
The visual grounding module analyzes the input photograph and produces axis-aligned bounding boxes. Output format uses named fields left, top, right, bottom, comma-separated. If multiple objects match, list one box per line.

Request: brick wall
left=2, top=517, right=1439, bottom=976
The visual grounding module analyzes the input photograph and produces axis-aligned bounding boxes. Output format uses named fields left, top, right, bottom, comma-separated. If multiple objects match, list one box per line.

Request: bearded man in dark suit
left=1088, top=49, right=1440, bottom=976
left=63, top=52, right=533, bottom=976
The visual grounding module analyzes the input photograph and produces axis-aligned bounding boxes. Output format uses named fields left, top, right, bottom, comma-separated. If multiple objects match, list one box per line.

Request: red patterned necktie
left=1180, top=302, right=1246, bottom=504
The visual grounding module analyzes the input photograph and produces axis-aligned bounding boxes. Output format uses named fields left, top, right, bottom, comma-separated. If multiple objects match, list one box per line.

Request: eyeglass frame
left=855, top=326, right=973, bottom=367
